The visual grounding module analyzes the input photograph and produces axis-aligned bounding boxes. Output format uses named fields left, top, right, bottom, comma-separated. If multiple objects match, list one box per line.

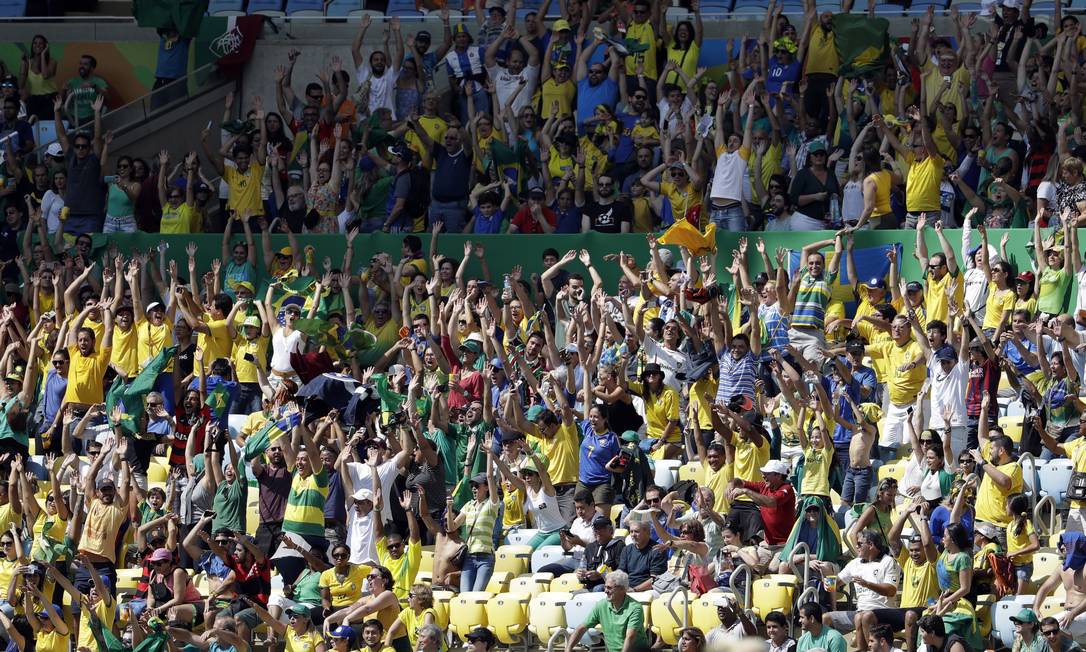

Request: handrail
left=728, top=563, right=753, bottom=609
left=665, top=587, right=690, bottom=631
left=546, top=629, right=569, bottom=652
left=1034, top=495, right=1057, bottom=536
left=1020, top=452, right=1038, bottom=508
left=791, top=541, right=812, bottom=588
left=794, top=586, right=820, bottom=638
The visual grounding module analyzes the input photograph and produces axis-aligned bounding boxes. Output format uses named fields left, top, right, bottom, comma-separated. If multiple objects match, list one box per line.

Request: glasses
left=589, top=69, right=604, bottom=75
left=0, top=541, right=12, bottom=547
left=332, top=552, right=350, bottom=559
left=51, top=359, right=66, bottom=366
left=647, top=497, right=661, bottom=504
left=73, top=143, right=90, bottom=150
left=87, top=450, right=101, bottom=457
left=147, top=401, right=162, bottom=407
left=368, top=574, right=383, bottom=580
left=632, top=94, right=647, bottom=100
left=387, top=542, right=403, bottom=551
left=1043, top=630, right=1060, bottom=637
left=46, top=495, right=55, bottom=503
left=214, top=539, right=231, bottom=545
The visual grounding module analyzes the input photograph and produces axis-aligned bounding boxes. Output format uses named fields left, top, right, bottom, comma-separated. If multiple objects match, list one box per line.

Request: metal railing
left=728, top=563, right=753, bottom=609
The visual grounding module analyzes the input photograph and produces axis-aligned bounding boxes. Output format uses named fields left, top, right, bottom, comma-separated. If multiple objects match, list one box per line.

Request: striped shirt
left=758, top=302, right=791, bottom=361
left=283, top=468, right=330, bottom=537
left=792, top=271, right=836, bottom=330
left=715, top=350, right=758, bottom=403
left=460, top=498, right=501, bottom=554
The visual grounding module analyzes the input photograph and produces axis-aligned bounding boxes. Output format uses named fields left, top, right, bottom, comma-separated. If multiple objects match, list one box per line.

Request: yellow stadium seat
left=614, top=528, right=628, bottom=539
left=878, top=462, right=905, bottom=483
left=998, top=416, right=1023, bottom=443
left=494, top=545, right=532, bottom=576
left=509, top=574, right=552, bottom=598
left=432, top=589, right=454, bottom=627
left=527, top=592, right=569, bottom=641
left=415, top=571, right=433, bottom=585
left=629, top=590, right=653, bottom=630
left=449, top=592, right=493, bottom=642
left=1038, top=596, right=1065, bottom=619
left=1033, top=552, right=1062, bottom=583
left=147, top=462, right=168, bottom=484
left=485, top=593, right=530, bottom=644
left=649, top=590, right=691, bottom=645
left=610, top=504, right=623, bottom=524
left=420, top=549, right=434, bottom=574
left=750, top=578, right=795, bottom=618
left=677, top=462, right=705, bottom=484
left=691, top=595, right=726, bottom=634
left=116, top=568, right=142, bottom=593
left=550, top=574, right=584, bottom=592
left=485, top=571, right=513, bottom=594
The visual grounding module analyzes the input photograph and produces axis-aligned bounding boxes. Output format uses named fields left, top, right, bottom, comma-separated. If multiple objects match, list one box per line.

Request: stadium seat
left=550, top=574, right=584, bottom=592
left=998, top=415, right=1023, bottom=443
left=992, top=596, right=1037, bottom=648
left=247, top=0, right=285, bottom=14
left=528, top=592, right=570, bottom=641
left=0, top=0, right=26, bottom=16
left=650, top=590, right=691, bottom=645
left=420, top=549, right=434, bottom=574
left=531, top=545, right=569, bottom=573
left=485, top=593, right=531, bottom=644
left=485, top=571, right=513, bottom=593
left=677, top=462, right=705, bottom=484
left=449, top=592, right=493, bottom=642
left=654, top=459, right=682, bottom=490
left=1032, top=552, right=1062, bottom=584
left=147, top=462, right=169, bottom=484
left=286, top=0, right=324, bottom=13
left=509, top=573, right=552, bottom=598
left=325, top=0, right=364, bottom=15
left=750, top=577, right=796, bottom=618
left=691, top=595, right=728, bottom=633
left=506, top=529, right=540, bottom=546
left=564, top=593, right=607, bottom=645
left=495, top=545, right=533, bottom=575
left=1021, top=458, right=1047, bottom=497
left=116, top=568, right=142, bottom=593
left=208, top=0, right=245, bottom=14
left=1038, top=595, right=1065, bottom=619
left=877, top=461, right=906, bottom=483
left=1040, top=459, right=1075, bottom=507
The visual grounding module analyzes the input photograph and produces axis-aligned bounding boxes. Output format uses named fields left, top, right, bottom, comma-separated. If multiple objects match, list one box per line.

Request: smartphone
left=103, top=175, right=117, bottom=183
left=243, top=353, right=256, bottom=362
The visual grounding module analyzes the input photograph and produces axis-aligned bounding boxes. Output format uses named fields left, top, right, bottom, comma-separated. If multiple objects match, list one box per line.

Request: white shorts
left=880, top=402, right=912, bottom=448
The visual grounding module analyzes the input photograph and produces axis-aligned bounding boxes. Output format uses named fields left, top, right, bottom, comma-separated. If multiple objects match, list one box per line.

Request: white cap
left=1002, top=0, right=1021, bottom=8
left=759, top=460, right=791, bottom=476
left=353, top=488, right=375, bottom=503
left=46, top=142, right=63, bottom=157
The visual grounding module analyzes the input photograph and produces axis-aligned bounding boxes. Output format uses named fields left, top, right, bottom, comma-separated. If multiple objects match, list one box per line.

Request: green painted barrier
left=73, top=229, right=1052, bottom=300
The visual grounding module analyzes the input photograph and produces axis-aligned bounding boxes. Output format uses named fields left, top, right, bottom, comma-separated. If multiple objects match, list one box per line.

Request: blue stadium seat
left=388, top=7, right=424, bottom=16
left=0, top=0, right=26, bottom=16
left=952, top=2, right=981, bottom=11
left=872, top=3, right=903, bottom=14
left=247, top=0, right=285, bottom=14
left=325, top=0, right=363, bottom=14
left=208, top=0, right=245, bottom=13
left=286, top=0, right=324, bottom=13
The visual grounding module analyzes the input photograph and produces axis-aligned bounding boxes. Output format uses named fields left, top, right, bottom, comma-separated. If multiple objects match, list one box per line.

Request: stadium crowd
left=0, top=0, right=1083, bottom=651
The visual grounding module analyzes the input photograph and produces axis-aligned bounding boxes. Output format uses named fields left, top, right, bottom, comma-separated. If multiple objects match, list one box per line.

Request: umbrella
left=343, top=384, right=381, bottom=429
left=294, top=373, right=361, bottom=412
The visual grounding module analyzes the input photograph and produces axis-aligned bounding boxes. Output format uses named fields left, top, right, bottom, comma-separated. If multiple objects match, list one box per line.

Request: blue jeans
left=709, top=203, right=746, bottom=232
left=430, top=199, right=469, bottom=233
left=842, top=465, right=873, bottom=505
left=460, top=552, right=495, bottom=592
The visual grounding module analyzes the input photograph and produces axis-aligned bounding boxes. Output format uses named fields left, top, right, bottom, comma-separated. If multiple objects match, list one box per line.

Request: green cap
left=620, top=430, right=640, bottom=443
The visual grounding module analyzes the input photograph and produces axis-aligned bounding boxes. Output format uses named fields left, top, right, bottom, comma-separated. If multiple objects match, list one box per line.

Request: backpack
left=988, top=551, right=1017, bottom=598
left=396, top=166, right=431, bottom=224
left=669, top=479, right=700, bottom=505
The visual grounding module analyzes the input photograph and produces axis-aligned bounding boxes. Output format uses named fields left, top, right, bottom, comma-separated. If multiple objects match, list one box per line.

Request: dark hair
left=764, top=611, right=788, bottom=628
left=945, top=522, right=972, bottom=553
left=148, top=487, right=166, bottom=500
left=542, top=248, right=560, bottom=260
left=233, top=143, right=253, bottom=158
left=799, top=602, right=823, bottom=620
left=212, top=292, right=234, bottom=316
left=304, top=82, right=322, bottom=96
left=403, top=235, right=422, bottom=253
left=362, top=618, right=384, bottom=633
left=870, top=624, right=894, bottom=645
left=858, top=530, right=888, bottom=558
left=537, top=408, right=560, bottom=427
left=372, top=565, right=395, bottom=589
left=917, top=614, right=946, bottom=637
left=573, top=489, right=594, bottom=504
left=990, top=434, right=1015, bottom=459
left=81, top=54, right=98, bottom=68
left=1009, top=493, right=1031, bottom=536
left=925, top=320, right=947, bottom=338
left=478, top=191, right=500, bottom=207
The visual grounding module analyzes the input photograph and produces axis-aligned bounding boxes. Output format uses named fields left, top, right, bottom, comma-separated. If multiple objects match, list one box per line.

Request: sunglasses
left=73, top=143, right=90, bottom=150
left=332, top=552, right=350, bottom=559
left=1043, top=630, right=1059, bottom=637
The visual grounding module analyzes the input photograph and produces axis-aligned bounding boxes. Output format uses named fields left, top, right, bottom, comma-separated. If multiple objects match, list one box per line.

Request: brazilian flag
left=832, top=13, right=891, bottom=79
left=106, top=347, right=178, bottom=436
left=205, top=384, right=231, bottom=424
left=133, top=0, right=209, bottom=38
left=243, top=411, right=302, bottom=462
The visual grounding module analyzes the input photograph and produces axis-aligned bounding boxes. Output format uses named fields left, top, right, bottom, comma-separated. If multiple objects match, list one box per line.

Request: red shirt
left=511, top=205, right=557, bottom=234
left=741, top=480, right=796, bottom=545
left=171, top=405, right=211, bottom=467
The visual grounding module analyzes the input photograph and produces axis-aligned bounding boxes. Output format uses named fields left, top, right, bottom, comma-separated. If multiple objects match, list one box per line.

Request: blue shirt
left=38, top=369, right=67, bottom=435
left=579, top=420, right=619, bottom=485
left=472, top=207, right=504, bottom=234
left=431, top=147, right=472, bottom=202
left=831, top=366, right=875, bottom=444
left=156, top=36, right=191, bottom=79
left=553, top=204, right=583, bottom=233
left=576, top=78, right=619, bottom=132
left=929, top=504, right=974, bottom=546
left=1003, top=338, right=1040, bottom=376
left=197, top=550, right=231, bottom=579
left=715, top=350, right=757, bottom=403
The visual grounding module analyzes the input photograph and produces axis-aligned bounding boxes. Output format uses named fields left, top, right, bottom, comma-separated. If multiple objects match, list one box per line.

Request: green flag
left=127, top=347, right=178, bottom=396
left=205, top=384, right=230, bottom=423
left=133, top=0, right=209, bottom=38
left=105, top=377, right=139, bottom=435
left=832, top=13, right=891, bottom=79
left=243, top=411, right=301, bottom=462
left=89, top=604, right=170, bottom=652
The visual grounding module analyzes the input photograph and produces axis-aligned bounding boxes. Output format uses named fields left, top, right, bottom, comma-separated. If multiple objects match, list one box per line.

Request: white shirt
left=929, top=361, right=967, bottom=429
left=838, top=554, right=901, bottom=610
left=842, top=179, right=865, bottom=224
left=963, top=267, right=988, bottom=318
left=487, top=64, right=539, bottom=115
left=41, top=189, right=65, bottom=233
left=568, top=515, right=596, bottom=559
left=709, top=149, right=748, bottom=204
left=346, top=507, right=379, bottom=565
left=524, top=485, right=566, bottom=533
left=706, top=621, right=748, bottom=651
left=356, top=62, right=398, bottom=120
left=1074, top=267, right=1086, bottom=319
left=270, top=329, right=303, bottom=374
left=347, top=459, right=404, bottom=523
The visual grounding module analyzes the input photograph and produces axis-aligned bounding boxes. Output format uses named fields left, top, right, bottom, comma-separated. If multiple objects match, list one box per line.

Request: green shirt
left=65, top=75, right=108, bottom=123
left=797, top=626, right=848, bottom=652
left=282, top=468, right=330, bottom=537
left=584, top=595, right=649, bottom=652
left=212, top=473, right=248, bottom=534
left=0, top=396, right=28, bottom=447
left=138, top=502, right=166, bottom=526
left=373, top=373, right=431, bottom=423
left=292, top=567, right=323, bottom=605
left=360, top=175, right=394, bottom=219
left=1038, top=267, right=1071, bottom=315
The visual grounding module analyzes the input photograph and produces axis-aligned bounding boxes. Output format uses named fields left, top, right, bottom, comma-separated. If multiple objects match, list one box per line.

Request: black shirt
left=580, top=538, right=625, bottom=588
left=618, top=540, right=667, bottom=588
left=582, top=199, right=632, bottom=233
left=278, top=200, right=320, bottom=233
left=65, top=149, right=104, bottom=216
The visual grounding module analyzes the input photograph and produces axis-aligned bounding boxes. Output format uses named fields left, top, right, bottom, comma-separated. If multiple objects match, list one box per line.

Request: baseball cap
left=753, top=271, right=770, bottom=286
left=236, top=280, right=256, bottom=293
left=975, top=522, right=1000, bottom=540
left=97, top=477, right=116, bottom=489
left=466, top=628, right=497, bottom=645
left=470, top=473, right=489, bottom=486
left=145, top=301, right=165, bottom=314
left=905, top=281, right=924, bottom=293
left=620, top=430, right=640, bottom=443
left=935, top=347, right=957, bottom=362
left=149, top=547, right=173, bottom=562
left=759, top=460, right=790, bottom=476
left=46, top=142, right=63, bottom=157
left=861, top=277, right=886, bottom=290
left=1016, top=271, right=1035, bottom=284
left=286, top=605, right=312, bottom=619
left=242, top=315, right=261, bottom=329
left=277, top=246, right=293, bottom=257
left=553, top=18, right=571, bottom=31
left=415, top=30, right=432, bottom=42
left=3, top=369, right=21, bottom=384
left=592, top=515, right=613, bottom=528
left=807, top=140, right=827, bottom=153
left=529, top=186, right=546, bottom=199
left=1011, top=608, right=1039, bottom=624
left=387, top=143, right=411, bottom=160
left=330, top=625, right=355, bottom=639
left=353, top=488, right=375, bottom=503
left=845, top=339, right=866, bottom=353
left=526, top=405, right=545, bottom=421
left=459, top=339, right=483, bottom=355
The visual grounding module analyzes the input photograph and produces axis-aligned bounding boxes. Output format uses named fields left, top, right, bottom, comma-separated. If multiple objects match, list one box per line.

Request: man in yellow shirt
left=916, top=218, right=963, bottom=325
left=46, top=556, right=115, bottom=652
left=971, top=434, right=1023, bottom=542
left=179, top=290, right=235, bottom=363
left=866, top=315, right=927, bottom=459
left=231, top=312, right=271, bottom=415
left=201, top=100, right=269, bottom=218
left=623, top=0, right=659, bottom=100
left=63, top=301, right=114, bottom=406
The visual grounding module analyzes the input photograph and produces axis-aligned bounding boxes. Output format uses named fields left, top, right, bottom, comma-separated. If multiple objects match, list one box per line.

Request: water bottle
left=829, top=193, right=842, bottom=228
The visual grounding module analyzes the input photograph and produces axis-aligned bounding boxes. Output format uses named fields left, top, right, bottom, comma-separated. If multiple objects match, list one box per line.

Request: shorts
left=870, top=607, right=925, bottom=631
left=575, top=481, right=615, bottom=506
left=727, top=501, right=765, bottom=545
left=1014, top=562, right=1033, bottom=585
left=826, top=610, right=859, bottom=632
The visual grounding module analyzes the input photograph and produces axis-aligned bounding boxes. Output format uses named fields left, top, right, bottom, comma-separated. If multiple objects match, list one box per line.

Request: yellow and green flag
left=832, top=14, right=891, bottom=79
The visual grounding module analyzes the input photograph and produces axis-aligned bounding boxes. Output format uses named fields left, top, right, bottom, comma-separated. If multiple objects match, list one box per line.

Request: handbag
left=450, top=501, right=486, bottom=569
left=687, top=562, right=714, bottom=596
left=1067, top=471, right=1086, bottom=501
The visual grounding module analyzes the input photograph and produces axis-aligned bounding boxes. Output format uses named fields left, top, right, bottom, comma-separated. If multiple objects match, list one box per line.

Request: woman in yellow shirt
left=1005, top=493, right=1040, bottom=592
left=319, top=544, right=369, bottom=620
left=25, top=591, right=70, bottom=652
left=248, top=601, right=327, bottom=652
left=976, top=224, right=1015, bottom=334
left=796, top=394, right=833, bottom=507
left=627, top=363, right=681, bottom=459
left=661, top=4, right=703, bottom=85
left=385, top=584, right=444, bottom=649
left=332, top=566, right=404, bottom=650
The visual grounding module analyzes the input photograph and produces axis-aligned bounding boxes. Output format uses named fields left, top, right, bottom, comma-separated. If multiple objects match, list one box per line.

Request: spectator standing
left=64, top=54, right=108, bottom=129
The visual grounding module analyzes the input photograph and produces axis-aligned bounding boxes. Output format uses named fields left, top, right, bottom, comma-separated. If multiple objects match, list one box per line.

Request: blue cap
left=861, top=277, right=886, bottom=290
left=490, top=357, right=504, bottom=370
left=330, top=625, right=355, bottom=639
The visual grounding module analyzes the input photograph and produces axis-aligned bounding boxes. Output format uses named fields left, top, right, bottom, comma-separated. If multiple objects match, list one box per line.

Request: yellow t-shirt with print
left=1065, top=437, right=1086, bottom=509
left=732, top=432, right=769, bottom=501
left=160, top=203, right=195, bottom=234
left=866, top=339, right=926, bottom=405
left=135, top=318, right=175, bottom=372
left=223, top=162, right=265, bottom=217
left=527, top=421, right=579, bottom=485
left=547, top=146, right=576, bottom=183
left=898, top=549, right=939, bottom=608
left=804, top=26, right=839, bottom=75
left=983, top=282, right=1015, bottom=331
left=502, top=483, right=525, bottom=529
left=631, top=123, right=660, bottom=147
left=624, top=21, right=659, bottom=79
left=751, top=143, right=784, bottom=202
left=925, top=270, right=963, bottom=325
left=233, top=335, right=270, bottom=384
left=664, top=42, right=700, bottom=84
left=541, top=78, right=576, bottom=119
left=904, top=152, right=945, bottom=213
left=855, top=319, right=894, bottom=383
left=1006, top=518, right=1036, bottom=565
left=286, top=628, right=324, bottom=652
left=319, top=564, right=370, bottom=607
left=628, top=381, right=680, bottom=441
left=660, top=180, right=701, bottom=225
left=975, top=460, right=1023, bottom=527
left=404, top=115, right=449, bottom=169
left=64, top=344, right=111, bottom=405
left=110, top=324, right=138, bottom=378
left=800, top=445, right=832, bottom=497
left=703, top=461, right=733, bottom=513
left=36, top=629, right=69, bottom=652
left=921, top=61, right=970, bottom=127
left=77, top=597, right=116, bottom=652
